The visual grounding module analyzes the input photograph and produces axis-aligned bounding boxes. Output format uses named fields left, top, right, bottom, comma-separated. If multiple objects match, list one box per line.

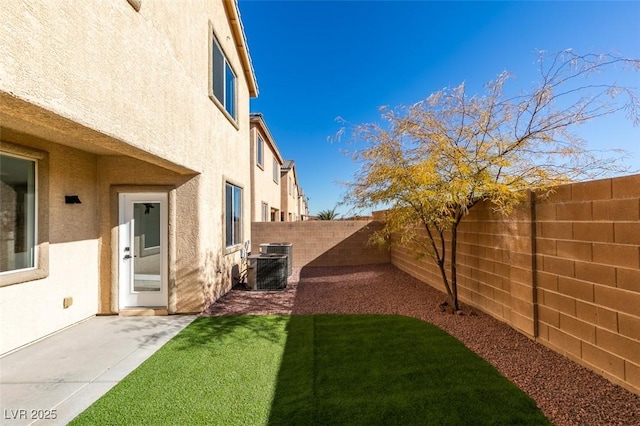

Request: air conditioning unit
left=247, top=253, right=288, bottom=290
left=259, top=242, right=293, bottom=277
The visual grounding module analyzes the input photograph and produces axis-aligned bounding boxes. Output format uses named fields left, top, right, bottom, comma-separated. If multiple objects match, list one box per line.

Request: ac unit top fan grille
left=259, top=242, right=293, bottom=277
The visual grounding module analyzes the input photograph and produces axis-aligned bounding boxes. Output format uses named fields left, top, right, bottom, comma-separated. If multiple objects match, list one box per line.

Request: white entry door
left=119, top=193, right=168, bottom=309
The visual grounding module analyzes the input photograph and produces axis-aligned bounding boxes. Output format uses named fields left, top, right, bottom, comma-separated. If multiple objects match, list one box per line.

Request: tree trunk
left=424, top=223, right=455, bottom=308
left=450, top=221, right=460, bottom=311
left=437, top=258, right=453, bottom=305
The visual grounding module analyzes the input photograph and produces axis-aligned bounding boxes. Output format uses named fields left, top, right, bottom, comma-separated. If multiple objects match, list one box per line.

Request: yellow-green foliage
left=340, top=50, right=639, bottom=309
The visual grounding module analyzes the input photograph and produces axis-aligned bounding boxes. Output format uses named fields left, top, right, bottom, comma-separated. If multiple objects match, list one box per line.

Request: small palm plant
left=316, top=207, right=340, bottom=220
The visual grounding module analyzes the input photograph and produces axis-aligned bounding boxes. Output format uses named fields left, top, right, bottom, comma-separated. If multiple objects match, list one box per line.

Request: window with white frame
left=257, top=136, right=264, bottom=168
left=273, top=159, right=279, bottom=183
left=261, top=202, right=269, bottom=222
left=0, top=153, right=36, bottom=273
left=225, top=183, right=242, bottom=247
left=211, top=32, right=236, bottom=120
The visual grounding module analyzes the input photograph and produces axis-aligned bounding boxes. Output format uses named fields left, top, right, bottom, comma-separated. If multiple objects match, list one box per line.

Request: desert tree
left=338, top=50, right=639, bottom=311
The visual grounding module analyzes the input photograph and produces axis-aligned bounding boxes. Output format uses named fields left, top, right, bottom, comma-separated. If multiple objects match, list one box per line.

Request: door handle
left=123, top=254, right=137, bottom=260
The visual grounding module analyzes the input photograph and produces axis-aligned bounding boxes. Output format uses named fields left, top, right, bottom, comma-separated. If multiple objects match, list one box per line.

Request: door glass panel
left=133, top=202, right=161, bottom=292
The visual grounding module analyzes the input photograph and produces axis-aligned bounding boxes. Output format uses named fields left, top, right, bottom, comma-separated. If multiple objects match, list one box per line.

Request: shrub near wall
left=389, top=175, right=640, bottom=395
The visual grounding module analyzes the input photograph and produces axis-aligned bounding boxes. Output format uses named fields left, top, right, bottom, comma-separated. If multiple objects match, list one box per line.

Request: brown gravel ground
left=203, top=264, right=640, bottom=426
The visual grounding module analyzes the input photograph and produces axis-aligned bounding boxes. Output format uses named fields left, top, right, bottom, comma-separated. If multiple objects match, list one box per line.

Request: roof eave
left=250, top=113, right=285, bottom=164
left=224, top=0, right=259, bottom=98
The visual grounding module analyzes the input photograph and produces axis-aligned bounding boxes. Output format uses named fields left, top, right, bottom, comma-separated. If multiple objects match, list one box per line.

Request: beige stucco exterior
left=249, top=114, right=283, bottom=222
left=250, top=115, right=308, bottom=223
left=280, top=161, right=300, bottom=221
left=0, top=0, right=257, bottom=354
left=298, top=188, right=310, bottom=220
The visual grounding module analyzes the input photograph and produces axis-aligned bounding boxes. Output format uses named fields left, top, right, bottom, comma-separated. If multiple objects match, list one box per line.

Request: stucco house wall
left=280, top=161, right=300, bottom=221
left=0, top=0, right=257, bottom=354
left=250, top=114, right=283, bottom=222
left=298, top=188, right=310, bottom=220
left=0, top=134, right=100, bottom=353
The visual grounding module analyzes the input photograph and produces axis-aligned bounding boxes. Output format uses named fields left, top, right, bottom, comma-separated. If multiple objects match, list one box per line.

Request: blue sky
left=238, top=1, right=640, bottom=216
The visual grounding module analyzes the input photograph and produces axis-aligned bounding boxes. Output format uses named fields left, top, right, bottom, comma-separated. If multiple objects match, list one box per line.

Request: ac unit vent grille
left=247, top=254, right=287, bottom=290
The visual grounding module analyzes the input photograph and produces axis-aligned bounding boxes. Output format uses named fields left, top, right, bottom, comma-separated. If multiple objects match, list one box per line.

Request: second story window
left=212, top=34, right=236, bottom=120
left=273, top=159, right=279, bottom=183
left=257, top=136, right=264, bottom=168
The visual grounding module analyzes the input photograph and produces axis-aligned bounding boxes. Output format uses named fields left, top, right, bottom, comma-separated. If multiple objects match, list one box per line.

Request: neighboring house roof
left=281, top=160, right=299, bottom=192
left=281, top=160, right=295, bottom=170
left=223, top=0, right=258, bottom=97
left=250, top=113, right=284, bottom=164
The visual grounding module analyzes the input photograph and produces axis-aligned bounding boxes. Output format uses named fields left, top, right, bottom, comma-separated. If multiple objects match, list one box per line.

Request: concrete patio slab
left=0, top=315, right=196, bottom=426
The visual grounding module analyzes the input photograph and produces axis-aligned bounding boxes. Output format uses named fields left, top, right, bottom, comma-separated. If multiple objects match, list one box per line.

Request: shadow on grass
left=70, top=316, right=291, bottom=426
left=70, top=315, right=549, bottom=425
left=168, top=314, right=290, bottom=350
left=267, top=315, right=550, bottom=426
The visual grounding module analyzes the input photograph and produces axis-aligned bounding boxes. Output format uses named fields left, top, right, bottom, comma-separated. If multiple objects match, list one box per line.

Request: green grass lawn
left=70, top=315, right=550, bottom=426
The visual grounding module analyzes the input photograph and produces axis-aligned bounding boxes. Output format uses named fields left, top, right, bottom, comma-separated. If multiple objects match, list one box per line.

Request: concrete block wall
left=534, top=175, right=640, bottom=394
left=389, top=175, right=640, bottom=395
left=251, top=221, right=390, bottom=268
left=389, top=200, right=537, bottom=337
left=460, top=200, right=536, bottom=336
